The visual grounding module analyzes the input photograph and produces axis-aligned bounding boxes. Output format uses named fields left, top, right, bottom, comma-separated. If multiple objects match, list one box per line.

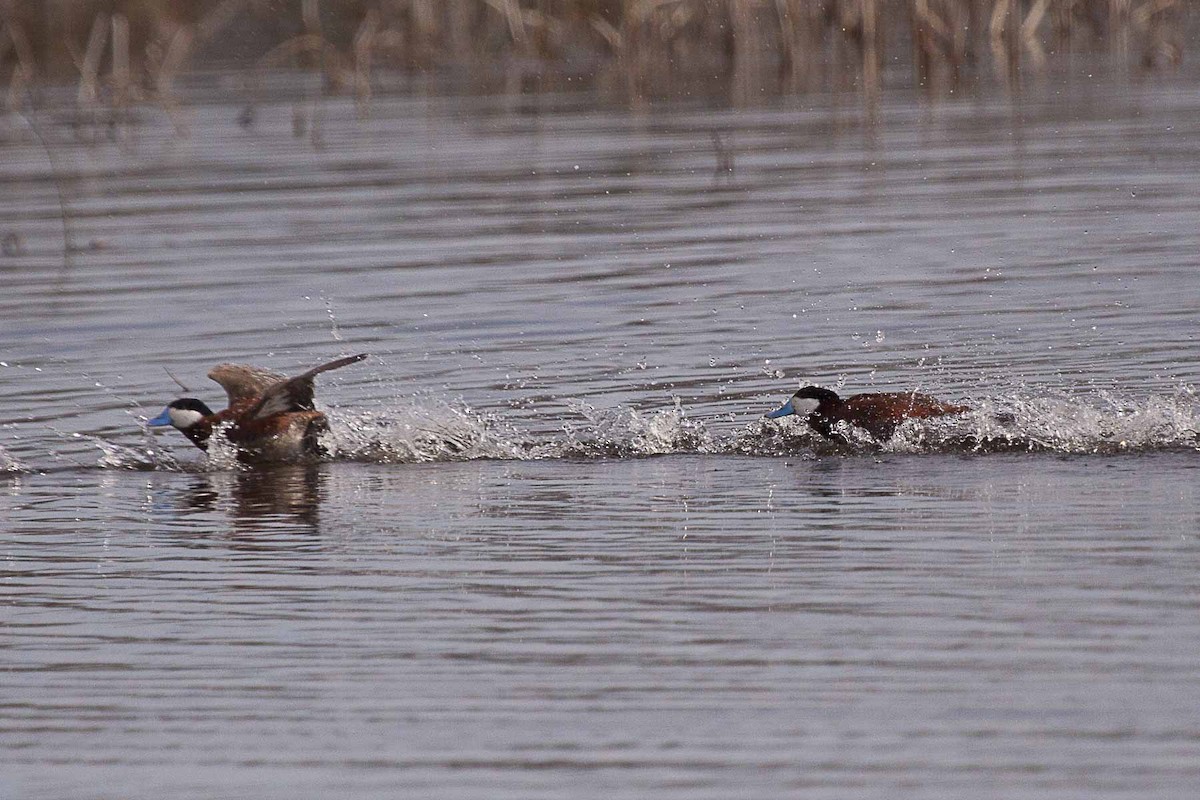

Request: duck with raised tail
left=765, top=385, right=970, bottom=441
left=147, top=353, right=367, bottom=462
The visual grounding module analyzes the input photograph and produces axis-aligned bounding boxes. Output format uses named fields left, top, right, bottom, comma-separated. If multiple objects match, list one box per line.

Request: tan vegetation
left=0, top=0, right=1187, bottom=115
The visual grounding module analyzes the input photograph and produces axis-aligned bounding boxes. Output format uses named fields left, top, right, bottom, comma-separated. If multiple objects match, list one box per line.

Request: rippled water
left=3, top=70, right=1200, bottom=798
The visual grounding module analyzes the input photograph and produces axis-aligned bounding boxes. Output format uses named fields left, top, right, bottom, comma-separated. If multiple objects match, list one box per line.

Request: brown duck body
left=766, top=385, right=970, bottom=441
left=175, top=403, right=330, bottom=461
left=812, top=391, right=970, bottom=440
left=149, top=354, right=366, bottom=462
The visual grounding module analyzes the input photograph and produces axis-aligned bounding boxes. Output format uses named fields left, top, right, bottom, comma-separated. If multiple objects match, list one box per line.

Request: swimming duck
left=147, top=353, right=367, bottom=461
left=765, top=385, right=969, bottom=441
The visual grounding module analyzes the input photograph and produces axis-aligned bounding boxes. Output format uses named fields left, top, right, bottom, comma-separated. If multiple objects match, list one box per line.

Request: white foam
left=558, top=398, right=713, bottom=457
left=82, top=388, right=1200, bottom=471
left=203, top=422, right=243, bottom=470
left=888, top=388, right=1200, bottom=454
left=77, top=432, right=180, bottom=471
left=324, top=402, right=529, bottom=463
left=0, top=443, right=24, bottom=473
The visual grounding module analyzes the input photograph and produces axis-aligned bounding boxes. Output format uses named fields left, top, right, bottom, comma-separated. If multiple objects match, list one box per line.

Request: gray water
left=3, top=70, right=1200, bottom=798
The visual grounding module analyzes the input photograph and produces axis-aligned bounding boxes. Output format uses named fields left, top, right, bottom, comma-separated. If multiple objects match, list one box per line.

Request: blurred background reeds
left=0, top=0, right=1189, bottom=116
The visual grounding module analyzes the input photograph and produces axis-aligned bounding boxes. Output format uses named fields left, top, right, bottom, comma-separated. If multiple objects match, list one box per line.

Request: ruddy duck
left=765, top=385, right=969, bottom=441
left=147, top=353, right=367, bottom=461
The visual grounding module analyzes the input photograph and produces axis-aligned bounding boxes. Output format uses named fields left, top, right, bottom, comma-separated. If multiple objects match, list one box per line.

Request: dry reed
left=0, top=0, right=1188, bottom=119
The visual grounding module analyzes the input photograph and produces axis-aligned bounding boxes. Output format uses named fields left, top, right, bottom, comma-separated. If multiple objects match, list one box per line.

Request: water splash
left=325, top=401, right=529, bottom=463
left=203, top=424, right=245, bottom=470
left=0, top=443, right=24, bottom=474
left=887, top=388, right=1200, bottom=454
left=75, top=431, right=182, bottom=471
left=74, top=388, right=1200, bottom=472
left=556, top=398, right=712, bottom=458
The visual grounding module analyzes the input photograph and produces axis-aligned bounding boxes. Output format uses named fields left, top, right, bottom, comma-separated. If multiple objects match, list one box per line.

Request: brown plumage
left=765, top=385, right=969, bottom=441
left=147, top=354, right=367, bottom=461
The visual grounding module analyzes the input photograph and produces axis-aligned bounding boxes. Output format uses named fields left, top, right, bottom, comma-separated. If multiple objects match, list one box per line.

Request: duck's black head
left=147, top=398, right=214, bottom=430
left=765, top=385, right=840, bottom=419
left=794, top=386, right=840, bottom=406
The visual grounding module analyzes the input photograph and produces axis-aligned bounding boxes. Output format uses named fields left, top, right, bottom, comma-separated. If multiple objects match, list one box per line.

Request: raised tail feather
left=248, top=353, right=369, bottom=419
left=299, top=353, right=369, bottom=380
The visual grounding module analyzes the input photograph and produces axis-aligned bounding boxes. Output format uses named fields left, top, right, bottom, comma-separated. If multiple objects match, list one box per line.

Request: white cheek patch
left=791, top=397, right=821, bottom=416
left=168, top=407, right=205, bottom=429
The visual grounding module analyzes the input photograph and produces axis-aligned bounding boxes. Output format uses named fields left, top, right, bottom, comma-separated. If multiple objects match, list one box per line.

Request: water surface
left=2, top=71, right=1200, bottom=798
